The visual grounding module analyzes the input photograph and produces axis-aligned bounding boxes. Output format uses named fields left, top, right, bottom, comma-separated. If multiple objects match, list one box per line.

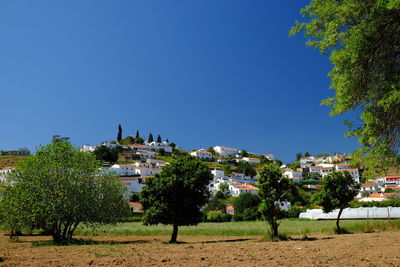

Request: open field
left=74, top=219, right=400, bottom=237
left=1, top=231, right=400, bottom=266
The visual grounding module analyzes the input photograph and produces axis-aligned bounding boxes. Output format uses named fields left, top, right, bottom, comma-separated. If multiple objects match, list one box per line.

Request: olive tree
left=314, top=171, right=359, bottom=233
left=140, top=155, right=213, bottom=243
left=0, top=137, right=129, bottom=244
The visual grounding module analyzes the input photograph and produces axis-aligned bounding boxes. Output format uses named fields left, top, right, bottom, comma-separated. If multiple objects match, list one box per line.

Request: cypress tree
left=148, top=133, right=154, bottom=143
left=117, top=124, right=122, bottom=142
left=157, top=135, right=162, bottom=143
left=135, top=130, right=140, bottom=138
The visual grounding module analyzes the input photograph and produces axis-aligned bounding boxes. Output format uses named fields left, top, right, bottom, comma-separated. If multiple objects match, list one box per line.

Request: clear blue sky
left=0, top=0, right=360, bottom=163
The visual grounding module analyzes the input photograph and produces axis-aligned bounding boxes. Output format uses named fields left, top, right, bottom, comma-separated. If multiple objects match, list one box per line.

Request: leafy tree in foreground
left=313, top=172, right=359, bottom=233
left=0, top=137, right=129, bottom=243
left=140, top=155, right=213, bottom=243
left=257, top=163, right=292, bottom=239
left=232, top=193, right=261, bottom=221
left=291, top=0, right=400, bottom=176
left=117, top=124, right=122, bottom=142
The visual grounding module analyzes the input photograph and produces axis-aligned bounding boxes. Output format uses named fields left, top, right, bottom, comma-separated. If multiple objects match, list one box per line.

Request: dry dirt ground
left=1, top=231, right=400, bottom=266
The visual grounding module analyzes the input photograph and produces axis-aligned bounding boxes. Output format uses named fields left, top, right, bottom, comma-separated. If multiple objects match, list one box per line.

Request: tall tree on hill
left=140, top=155, right=213, bottom=243
left=117, top=124, right=122, bottom=142
left=296, top=152, right=303, bottom=161
left=147, top=133, right=154, bottom=143
left=135, top=130, right=140, bottom=139
left=157, top=135, right=162, bottom=143
left=291, top=0, right=400, bottom=176
left=304, top=152, right=311, bottom=157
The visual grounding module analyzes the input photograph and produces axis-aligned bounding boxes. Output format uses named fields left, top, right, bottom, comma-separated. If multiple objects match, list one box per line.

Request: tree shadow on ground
left=288, top=235, right=334, bottom=242
left=162, top=238, right=256, bottom=245
left=31, top=238, right=151, bottom=247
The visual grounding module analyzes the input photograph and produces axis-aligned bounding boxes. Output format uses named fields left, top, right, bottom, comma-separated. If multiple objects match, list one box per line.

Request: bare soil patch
left=1, top=231, right=400, bottom=266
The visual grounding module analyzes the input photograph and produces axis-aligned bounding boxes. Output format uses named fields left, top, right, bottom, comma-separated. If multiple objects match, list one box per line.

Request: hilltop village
left=1, top=132, right=399, bottom=217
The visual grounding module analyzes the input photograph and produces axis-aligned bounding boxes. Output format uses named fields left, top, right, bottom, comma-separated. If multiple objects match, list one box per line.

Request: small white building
left=262, top=154, right=275, bottom=161
left=190, top=150, right=213, bottom=160
left=107, top=164, right=136, bottom=176
left=320, top=167, right=333, bottom=177
left=339, top=168, right=360, bottom=183
left=213, top=146, right=239, bottom=157
left=335, top=163, right=351, bottom=171
left=283, top=170, right=303, bottom=182
left=118, top=177, right=145, bottom=195
left=81, top=145, right=97, bottom=153
left=146, top=158, right=166, bottom=168
left=309, top=166, right=322, bottom=174
left=211, top=169, right=225, bottom=179
left=242, top=157, right=260, bottom=164
left=145, top=141, right=173, bottom=153
left=135, top=167, right=161, bottom=177
left=383, top=176, right=400, bottom=187
left=229, top=184, right=258, bottom=196
left=134, top=161, right=153, bottom=169
left=136, top=150, right=158, bottom=159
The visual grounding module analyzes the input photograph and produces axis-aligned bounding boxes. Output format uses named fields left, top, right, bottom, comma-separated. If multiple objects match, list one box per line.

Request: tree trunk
left=336, top=207, right=344, bottom=233
left=170, top=223, right=178, bottom=243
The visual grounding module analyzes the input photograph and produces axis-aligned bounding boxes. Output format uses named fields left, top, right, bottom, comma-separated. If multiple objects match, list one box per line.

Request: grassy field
left=0, top=155, right=28, bottom=169
left=74, top=218, right=400, bottom=237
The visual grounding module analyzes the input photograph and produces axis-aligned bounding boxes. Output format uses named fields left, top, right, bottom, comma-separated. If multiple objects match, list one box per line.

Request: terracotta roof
left=337, top=164, right=350, bottom=166
left=369, top=193, right=385, bottom=198
left=384, top=187, right=400, bottom=190
left=386, top=176, right=400, bottom=179
left=226, top=205, right=234, bottom=211
left=362, top=182, right=376, bottom=187
left=128, top=202, right=142, bottom=206
left=339, top=169, right=358, bottom=172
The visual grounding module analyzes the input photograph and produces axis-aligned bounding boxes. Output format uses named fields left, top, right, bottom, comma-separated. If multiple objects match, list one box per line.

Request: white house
left=320, top=167, right=334, bottom=177
left=283, top=170, right=303, bottom=182
left=118, top=177, right=145, bottom=196
left=107, top=164, right=136, bottom=176
left=128, top=144, right=151, bottom=151
left=136, top=150, right=158, bottom=159
left=145, top=141, right=173, bottom=153
left=190, top=150, right=213, bottom=160
left=384, top=176, right=400, bottom=187
left=335, top=163, right=351, bottom=171
left=309, top=166, right=322, bottom=174
left=146, top=158, right=166, bottom=168
left=242, top=157, right=260, bottom=164
left=262, top=154, right=275, bottom=161
left=338, top=168, right=360, bottom=183
left=211, top=169, right=225, bottom=179
left=134, top=161, right=152, bottom=169
left=213, top=146, right=239, bottom=157
left=229, top=184, right=258, bottom=196
left=135, top=167, right=161, bottom=177
left=81, top=145, right=97, bottom=153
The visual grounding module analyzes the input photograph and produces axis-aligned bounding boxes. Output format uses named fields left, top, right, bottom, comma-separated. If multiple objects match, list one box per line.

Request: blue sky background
left=0, top=0, right=361, bottom=163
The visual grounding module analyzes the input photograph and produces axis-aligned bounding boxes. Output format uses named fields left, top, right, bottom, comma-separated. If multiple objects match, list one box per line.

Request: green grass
left=0, top=155, right=29, bottom=169
left=74, top=219, right=400, bottom=237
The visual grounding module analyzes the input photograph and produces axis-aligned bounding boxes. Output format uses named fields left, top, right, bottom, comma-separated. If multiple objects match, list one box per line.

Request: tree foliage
left=147, top=133, right=154, bottom=143
left=93, top=145, right=122, bottom=164
left=232, top=193, right=261, bottom=221
left=0, top=138, right=129, bottom=244
left=235, top=161, right=257, bottom=177
left=313, top=171, right=359, bottom=233
left=156, top=135, right=162, bottom=143
left=140, top=155, right=213, bottom=243
left=291, top=0, right=400, bottom=175
left=257, top=163, right=292, bottom=238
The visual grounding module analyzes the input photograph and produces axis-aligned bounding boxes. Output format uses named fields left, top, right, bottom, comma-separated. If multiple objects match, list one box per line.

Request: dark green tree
left=147, top=133, right=154, bottom=143
left=0, top=138, right=129, bottom=243
left=232, top=193, right=261, bottom=221
left=117, top=124, right=122, bottom=142
left=291, top=0, right=400, bottom=176
left=304, top=152, right=311, bottom=157
left=140, top=155, right=213, bottom=243
left=296, top=152, right=303, bottom=161
left=313, top=172, right=359, bottom=233
left=135, top=130, right=140, bottom=139
left=235, top=161, right=257, bottom=177
left=240, top=150, right=248, bottom=157
left=93, top=145, right=120, bottom=164
left=156, top=135, right=162, bottom=143
left=257, top=163, right=292, bottom=239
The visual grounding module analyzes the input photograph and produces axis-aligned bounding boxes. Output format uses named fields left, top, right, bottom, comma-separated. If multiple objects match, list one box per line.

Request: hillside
left=0, top=155, right=29, bottom=169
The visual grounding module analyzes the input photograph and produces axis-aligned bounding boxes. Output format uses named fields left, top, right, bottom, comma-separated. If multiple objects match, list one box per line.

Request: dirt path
left=1, top=231, right=400, bottom=266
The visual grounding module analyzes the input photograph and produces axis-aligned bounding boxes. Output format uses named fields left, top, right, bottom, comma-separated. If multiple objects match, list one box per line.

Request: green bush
left=206, top=211, right=232, bottom=222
